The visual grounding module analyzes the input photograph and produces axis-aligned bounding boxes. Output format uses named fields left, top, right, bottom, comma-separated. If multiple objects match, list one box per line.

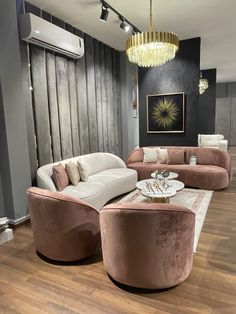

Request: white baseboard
left=8, top=214, right=30, bottom=226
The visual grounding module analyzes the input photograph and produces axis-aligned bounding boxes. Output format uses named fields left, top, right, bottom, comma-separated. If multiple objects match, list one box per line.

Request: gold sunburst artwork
left=147, top=92, right=185, bottom=133
left=152, top=98, right=179, bottom=129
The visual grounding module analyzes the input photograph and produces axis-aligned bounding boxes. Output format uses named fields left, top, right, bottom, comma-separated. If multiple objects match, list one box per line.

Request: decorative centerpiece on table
left=141, top=170, right=174, bottom=197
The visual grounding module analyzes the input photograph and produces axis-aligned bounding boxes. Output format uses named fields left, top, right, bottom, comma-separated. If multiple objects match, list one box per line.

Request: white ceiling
left=27, top=0, right=236, bottom=83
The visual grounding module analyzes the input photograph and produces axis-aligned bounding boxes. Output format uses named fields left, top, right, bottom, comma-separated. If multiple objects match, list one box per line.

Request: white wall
left=0, top=0, right=31, bottom=221
left=120, top=52, right=139, bottom=160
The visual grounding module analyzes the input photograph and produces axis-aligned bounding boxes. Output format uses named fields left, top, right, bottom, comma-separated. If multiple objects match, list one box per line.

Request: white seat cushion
left=62, top=168, right=137, bottom=209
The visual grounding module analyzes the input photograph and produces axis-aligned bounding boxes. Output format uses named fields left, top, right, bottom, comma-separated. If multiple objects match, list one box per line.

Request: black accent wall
left=139, top=37, right=200, bottom=147
left=198, top=69, right=217, bottom=134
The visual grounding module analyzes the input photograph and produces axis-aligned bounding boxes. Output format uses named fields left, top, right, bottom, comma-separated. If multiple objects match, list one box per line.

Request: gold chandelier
left=199, top=72, right=209, bottom=94
left=126, top=0, right=179, bottom=67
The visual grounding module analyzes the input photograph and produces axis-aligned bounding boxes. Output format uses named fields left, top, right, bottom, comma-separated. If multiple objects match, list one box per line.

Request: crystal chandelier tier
left=199, top=72, right=209, bottom=94
left=126, top=0, right=179, bottom=67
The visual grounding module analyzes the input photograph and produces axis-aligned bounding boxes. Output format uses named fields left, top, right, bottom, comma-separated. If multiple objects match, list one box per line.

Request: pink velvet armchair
left=100, top=202, right=195, bottom=289
left=27, top=187, right=101, bottom=262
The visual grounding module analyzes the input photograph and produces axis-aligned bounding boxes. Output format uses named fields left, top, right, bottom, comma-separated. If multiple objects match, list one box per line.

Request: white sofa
left=198, top=134, right=228, bottom=152
left=37, top=152, right=137, bottom=210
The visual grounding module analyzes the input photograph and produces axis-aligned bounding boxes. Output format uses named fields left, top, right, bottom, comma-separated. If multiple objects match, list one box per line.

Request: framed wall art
left=146, top=92, right=185, bottom=133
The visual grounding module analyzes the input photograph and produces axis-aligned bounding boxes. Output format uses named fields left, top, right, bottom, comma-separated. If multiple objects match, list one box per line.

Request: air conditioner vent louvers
left=29, top=37, right=82, bottom=58
left=20, top=13, right=84, bottom=59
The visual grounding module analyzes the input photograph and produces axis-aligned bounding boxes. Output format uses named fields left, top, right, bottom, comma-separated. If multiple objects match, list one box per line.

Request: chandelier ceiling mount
left=126, top=0, right=179, bottom=67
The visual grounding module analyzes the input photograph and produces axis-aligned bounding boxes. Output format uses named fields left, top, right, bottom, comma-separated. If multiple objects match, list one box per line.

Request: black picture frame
left=146, top=92, right=185, bottom=133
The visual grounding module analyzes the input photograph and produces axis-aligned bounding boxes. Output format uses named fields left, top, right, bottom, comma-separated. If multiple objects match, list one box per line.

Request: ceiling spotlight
left=120, top=19, right=130, bottom=32
left=100, top=6, right=109, bottom=22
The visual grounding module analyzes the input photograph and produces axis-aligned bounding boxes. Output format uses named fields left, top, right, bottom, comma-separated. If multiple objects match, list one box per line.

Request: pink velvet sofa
left=100, top=202, right=195, bottom=289
left=126, top=147, right=231, bottom=190
left=27, top=187, right=101, bottom=262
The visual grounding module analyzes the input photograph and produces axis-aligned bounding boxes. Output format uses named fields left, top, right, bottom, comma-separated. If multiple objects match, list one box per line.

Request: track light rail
left=100, top=0, right=141, bottom=33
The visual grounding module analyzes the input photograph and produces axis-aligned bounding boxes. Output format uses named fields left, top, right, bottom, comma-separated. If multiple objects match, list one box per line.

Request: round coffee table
left=141, top=189, right=176, bottom=203
left=151, top=171, right=178, bottom=180
left=166, top=179, right=184, bottom=192
left=136, top=179, right=184, bottom=203
left=136, top=179, right=184, bottom=192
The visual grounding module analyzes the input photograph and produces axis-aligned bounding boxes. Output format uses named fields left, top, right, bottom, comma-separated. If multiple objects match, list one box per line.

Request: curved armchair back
left=198, top=134, right=228, bottom=152
left=27, top=187, right=101, bottom=261
left=100, top=202, right=195, bottom=289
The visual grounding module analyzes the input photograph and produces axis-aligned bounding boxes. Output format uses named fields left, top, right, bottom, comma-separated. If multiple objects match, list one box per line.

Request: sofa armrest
left=219, top=140, right=228, bottom=152
left=37, top=168, right=57, bottom=191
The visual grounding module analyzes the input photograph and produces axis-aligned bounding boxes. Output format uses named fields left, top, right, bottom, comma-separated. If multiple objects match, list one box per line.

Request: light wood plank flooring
left=0, top=147, right=236, bottom=314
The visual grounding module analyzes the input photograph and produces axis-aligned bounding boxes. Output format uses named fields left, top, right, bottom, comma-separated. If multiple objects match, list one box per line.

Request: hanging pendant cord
left=150, top=0, right=153, bottom=32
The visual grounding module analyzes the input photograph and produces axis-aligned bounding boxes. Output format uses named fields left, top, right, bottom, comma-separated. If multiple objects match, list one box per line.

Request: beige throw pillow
left=156, top=148, right=168, bottom=164
left=143, top=147, right=158, bottom=163
left=77, top=161, right=88, bottom=182
left=65, top=161, right=80, bottom=186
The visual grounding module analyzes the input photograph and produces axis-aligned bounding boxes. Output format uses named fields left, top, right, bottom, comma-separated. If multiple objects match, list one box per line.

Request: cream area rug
left=115, top=188, right=213, bottom=252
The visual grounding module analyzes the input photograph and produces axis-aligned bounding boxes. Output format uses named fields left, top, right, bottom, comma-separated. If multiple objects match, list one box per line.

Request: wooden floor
left=0, top=148, right=236, bottom=314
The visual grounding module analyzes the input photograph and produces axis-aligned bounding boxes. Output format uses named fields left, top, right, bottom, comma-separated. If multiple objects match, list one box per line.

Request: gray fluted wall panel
left=23, top=16, right=121, bottom=175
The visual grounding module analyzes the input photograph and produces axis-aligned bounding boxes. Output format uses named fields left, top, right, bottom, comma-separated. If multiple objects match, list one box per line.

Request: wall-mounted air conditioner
left=20, top=13, right=84, bottom=59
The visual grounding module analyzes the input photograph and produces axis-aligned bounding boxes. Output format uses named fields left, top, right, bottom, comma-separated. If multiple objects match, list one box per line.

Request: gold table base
left=149, top=197, right=170, bottom=204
